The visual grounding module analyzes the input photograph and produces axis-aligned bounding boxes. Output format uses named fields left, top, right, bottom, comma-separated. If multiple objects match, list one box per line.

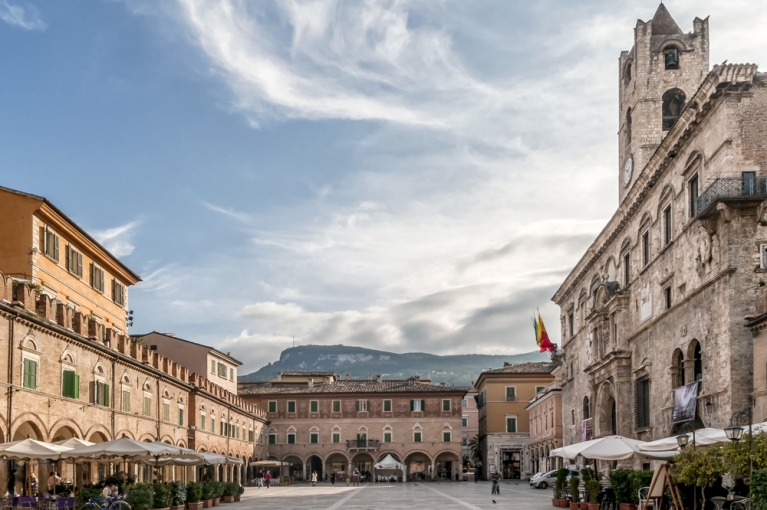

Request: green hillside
left=238, top=344, right=548, bottom=386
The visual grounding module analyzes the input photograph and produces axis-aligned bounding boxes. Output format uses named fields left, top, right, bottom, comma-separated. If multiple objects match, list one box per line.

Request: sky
left=1, top=0, right=765, bottom=375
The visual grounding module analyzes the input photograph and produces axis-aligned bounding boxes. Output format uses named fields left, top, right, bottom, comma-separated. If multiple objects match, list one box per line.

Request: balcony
left=697, top=176, right=767, bottom=215
left=346, top=439, right=380, bottom=451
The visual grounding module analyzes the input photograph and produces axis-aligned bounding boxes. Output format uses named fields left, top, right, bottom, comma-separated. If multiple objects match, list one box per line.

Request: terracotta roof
left=480, top=361, right=555, bottom=375
left=651, top=3, right=682, bottom=36
left=279, top=371, right=337, bottom=376
left=238, top=379, right=471, bottom=396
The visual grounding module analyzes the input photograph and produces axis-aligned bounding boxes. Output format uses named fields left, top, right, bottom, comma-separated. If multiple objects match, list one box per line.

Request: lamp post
left=724, top=398, right=753, bottom=478
left=676, top=421, right=698, bottom=510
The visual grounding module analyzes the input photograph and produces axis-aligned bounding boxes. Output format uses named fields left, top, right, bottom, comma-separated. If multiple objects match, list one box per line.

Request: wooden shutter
left=99, top=268, right=104, bottom=292
left=104, top=383, right=110, bottom=407
left=63, top=370, right=75, bottom=398
left=53, top=234, right=59, bottom=261
left=367, top=400, right=371, bottom=412
left=112, top=279, right=116, bottom=302
left=635, top=377, right=650, bottom=429
left=410, top=400, right=414, bottom=411
left=421, top=399, right=426, bottom=411
left=90, top=381, right=96, bottom=404
left=356, top=400, right=360, bottom=412
left=90, top=263, right=95, bottom=288
left=74, top=374, right=80, bottom=399
left=77, top=252, right=82, bottom=277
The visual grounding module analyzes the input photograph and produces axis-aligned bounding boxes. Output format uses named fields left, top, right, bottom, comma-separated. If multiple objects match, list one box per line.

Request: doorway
left=502, top=450, right=521, bottom=479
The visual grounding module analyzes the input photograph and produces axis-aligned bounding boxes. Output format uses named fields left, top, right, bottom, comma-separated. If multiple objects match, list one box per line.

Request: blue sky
left=1, top=0, right=764, bottom=375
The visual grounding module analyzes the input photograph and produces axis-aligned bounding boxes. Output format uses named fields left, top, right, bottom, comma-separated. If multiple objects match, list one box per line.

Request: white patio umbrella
left=550, top=435, right=648, bottom=460
left=53, top=438, right=95, bottom=489
left=0, top=439, right=74, bottom=496
left=636, top=428, right=729, bottom=452
left=60, top=437, right=199, bottom=461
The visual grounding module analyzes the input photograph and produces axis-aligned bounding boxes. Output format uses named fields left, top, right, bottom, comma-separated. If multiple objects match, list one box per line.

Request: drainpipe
left=7, top=311, right=17, bottom=440
left=156, top=376, right=161, bottom=440
left=111, top=359, right=116, bottom=439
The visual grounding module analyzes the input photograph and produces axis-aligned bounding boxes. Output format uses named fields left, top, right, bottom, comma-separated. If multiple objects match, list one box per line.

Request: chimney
left=440, top=382, right=446, bottom=387
left=345, top=373, right=350, bottom=381
left=503, top=362, right=511, bottom=367
left=376, top=374, right=382, bottom=384
left=308, top=377, right=314, bottom=388
left=163, top=333, right=175, bottom=337
left=277, top=372, right=283, bottom=382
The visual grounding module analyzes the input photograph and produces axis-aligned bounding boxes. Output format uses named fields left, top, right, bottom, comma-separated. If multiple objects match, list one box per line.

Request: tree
left=468, top=435, right=482, bottom=463
left=675, top=447, right=726, bottom=508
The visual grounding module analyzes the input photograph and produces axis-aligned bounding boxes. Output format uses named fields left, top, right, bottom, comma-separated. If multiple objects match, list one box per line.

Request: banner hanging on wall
left=671, top=381, right=699, bottom=424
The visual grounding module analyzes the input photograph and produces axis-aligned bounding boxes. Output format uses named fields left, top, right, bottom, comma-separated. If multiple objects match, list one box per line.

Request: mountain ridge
left=238, top=344, right=549, bottom=385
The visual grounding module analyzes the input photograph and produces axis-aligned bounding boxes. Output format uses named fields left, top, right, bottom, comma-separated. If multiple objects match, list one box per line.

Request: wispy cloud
left=0, top=0, right=46, bottom=31
left=91, top=221, right=140, bottom=258
left=199, top=200, right=253, bottom=223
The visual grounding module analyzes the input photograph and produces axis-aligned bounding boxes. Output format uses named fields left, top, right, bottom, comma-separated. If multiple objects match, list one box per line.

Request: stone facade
left=526, top=367, right=563, bottom=475
left=461, top=387, right=478, bottom=460
left=239, top=374, right=467, bottom=482
left=552, top=4, right=767, bottom=463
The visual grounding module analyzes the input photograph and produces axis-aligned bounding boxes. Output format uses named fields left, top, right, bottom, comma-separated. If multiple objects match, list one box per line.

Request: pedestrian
left=345, top=475, right=350, bottom=486
left=491, top=472, right=501, bottom=495
left=29, top=473, right=38, bottom=497
left=7, top=469, right=16, bottom=496
left=353, top=468, right=360, bottom=486
left=47, top=471, right=61, bottom=493
left=330, top=472, right=336, bottom=485
left=256, top=470, right=263, bottom=489
left=311, top=471, right=317, bottom=487
left=264, top=471, right=271, bottom=489
left=474, top=468, right=480, bottom=483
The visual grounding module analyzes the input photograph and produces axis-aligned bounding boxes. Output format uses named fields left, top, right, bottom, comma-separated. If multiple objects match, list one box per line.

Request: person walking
left=256, top=470, right=263, bottom=488
left=311, top=471, right=318, bottom=487
left=474, top=468, right=480, bottom=483
left=353, top=468, right=360, bottom=487
left=330, top=472, right=336, bottom=485
left=491, top=472, right=501, bottom=495
left=264, top=471, right=271, bottom=489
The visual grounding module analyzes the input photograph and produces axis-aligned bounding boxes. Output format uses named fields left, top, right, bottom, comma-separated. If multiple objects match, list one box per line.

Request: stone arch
left=60, top=349, right=76, bottom=364
left=137, top=432, right=156, bottom=443
left=582, top=395, right=591, bottom=420
left=120, top=372, right=131, bottom=385
left=685, top=150, right=705, bottom=173
left=21, top=335, right=41, bottom=352
left=115, top=429, right=135, bottom=440
left=595, top=381, right=617, bottom=437
left=662, top=88, right=687, bottom=131
left=623, top=59, right=633, bottom=84
left=159, top=435, right=174, bottom=444
left=620, top=237, right=632, bottom=253
left=49, top=419, right=83, bottom=442
left=687, top=339, right=703, bottom=382
left=323, top=450, right=350, bottom=464
left=93, top=362, right=106, bottom=375
left=176, top=438, right=186, bottom=448
left=12, top=413, right=46, bottom=441
left=672, top=348, right=685, bottom=389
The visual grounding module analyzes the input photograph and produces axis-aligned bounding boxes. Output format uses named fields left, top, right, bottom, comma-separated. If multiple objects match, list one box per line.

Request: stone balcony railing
left=347, top=439, right=380, bottom=451
left=697, top=176, right=767, bottom=214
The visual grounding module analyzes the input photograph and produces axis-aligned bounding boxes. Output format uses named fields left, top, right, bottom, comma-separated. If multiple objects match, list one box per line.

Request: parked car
left=529, top=469, right=579, bottom=489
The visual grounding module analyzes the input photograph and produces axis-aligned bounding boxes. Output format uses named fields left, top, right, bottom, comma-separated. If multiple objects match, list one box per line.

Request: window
left=536, top=386, right=545, bottom=394
left=664, top=47, right=679, bottom=70
left=122, top=390, right=131, bottom=412
left=112, top=280, right=126, bottom=306
left=66, top=246, right=83, bottom=278
left=287, top=433, right=295, bottom=444
left=163, top=402, right=170, bottom=422
left=568, top=311, right=574, bottom=337
left=179, top=408, right=184, bottom=426
left=635, top=377, right=651, bottom=429
left=442, top=399, right=451, bottom=412
left=410, top=400, right=424, bottom=412
left=383, top=399, right=392, bottom=412
left=413, top=431, right=422, bottom=443
left=663, top=205, right=672, bottom=246
left=443, top=431, right=451, bottom=442
left=662, top=88, right=686, bottom=131
left=310, top=432, right=319, bottom=444
left=744, top=171, right=757, bottom=195
left=623, top=252, right=631, bottom=286
left=462, top=416, right=468, bottom=427
left=210, top=360, right=216, bottom=374
left=268, top=433, right=276, bottom=445
left=90, top=264, right=105, bottom=293
left=332, top=400, right=341, bottom=413
left=356, top=400, right=369, bottom=412
left=356, top=432, right=367, bottom=446
left=287, top=401, right=296, bottom=413
left=210, top=418, right=215, bottom=434
left=665, top=286, right=672, bottom=310
left=143, top=396, right=152, bottom=417
left=462, top=435, right=468, bottom=446
left=43, top=227, right=59, bottom=261
left=505, top=387, right=516, bottom=402
left=642, top=231, right=649, bottom=266
left=62, top=370, right=80, bottom=399
left=229, top=367, right=234, bottom=381
left=249, top=430, right=254, bottom=442
left=689, top=175, right=699, bottom=218
left=217, top=363, right=227, bottom=378
left=268, top=401, right=277, bottom=413
left=332, top=433, right=340, bottom=443
left=310, top=400, right=319, bottom=413
left=93, top=381, right=110, bottom=407
left=200, top=414, right=206, bottom=431
left=462, top=399, right=468, bottom=408
left=506, top=417, right=517, bottom=433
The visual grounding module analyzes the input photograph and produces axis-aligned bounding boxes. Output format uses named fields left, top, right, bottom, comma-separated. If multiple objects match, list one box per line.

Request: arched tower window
left=662, top=89, right=686, bottom=131
left=582, top=396, right=590, bottom=420
left=626, top=108, right=632, bottom=144
left=624, top=60, right=632, bottom=84
left=692, top=341, right=703, bottom=382
left=672, top=349, right=685, bottom=389
left=664, top=46, right=679, bottom=70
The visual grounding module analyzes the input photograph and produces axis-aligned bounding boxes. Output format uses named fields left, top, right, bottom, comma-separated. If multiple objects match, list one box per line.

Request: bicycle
left=79, top=497, right=131, bottom=510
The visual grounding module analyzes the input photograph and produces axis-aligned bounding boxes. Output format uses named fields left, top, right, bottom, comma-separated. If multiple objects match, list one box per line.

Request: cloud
left=0, top=0, right=46, bottom=30
left=91, top=222, right=140, bottom=258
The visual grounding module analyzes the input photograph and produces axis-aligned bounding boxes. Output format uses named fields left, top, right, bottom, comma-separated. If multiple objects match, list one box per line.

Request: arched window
left=662, top=89, right=686, bottom=131
left=582, top=396, right=590, bottom=420
left=663, top=46, right=679, bottom=70
left=672, top=349, right=685, bottom=389
left=626, top=108, right=632, bottom=144
left=692, top=341, right=703, bottom=382
left=624, top=60, right=632, bottom=84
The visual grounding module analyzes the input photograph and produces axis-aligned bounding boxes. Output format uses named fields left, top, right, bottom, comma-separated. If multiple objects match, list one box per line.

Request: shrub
left=186, top=483, right=202, bottom=504
left=75, top=486, right=103, bottom=508
left=629, top=470, right=654, bottom=505
left=104, top=471, right=136, bottom=494
left=222, top=482, right=237, bottom=497
left=751, top=468, right=767, bottom=510
left=569, top=477, right=581, bottom=503
left=212, top=481, right=224, bottom=498
left=126, top=483, right=154, bottom=510
left=200, top=481, right=216, bottom=501
left=585, top=479, right=601, bottom=504
left=169, top=481, right=186, bottom=507
left=555, top=468, right=569, bottom=499
left=152, top=482, right=172, bottom=509
left=237, top=485, right=244, bottom=495
left=609, top=469, right=634, bottom=504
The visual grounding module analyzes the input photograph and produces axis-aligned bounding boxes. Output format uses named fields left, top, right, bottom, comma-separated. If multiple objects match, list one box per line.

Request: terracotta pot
left=580, top=502, right=589, bottom=510
left=233, top=495, right=241, bottom=502
left=587, top=504, right=600, bottom=510
left=553, top=499, right=559, bottom=507
left=223, top=496, right=234, bottom=504
left=185, top=502, right=203, bottom=510
left=571, top=503, right=581, bottom=510
left=171, top=505, right=185, bottom=510
left=214, top=498, right=220, bottom=506
left=620, top=504, right=638, bottom=510
left=202, top=501, right=211, bottom=509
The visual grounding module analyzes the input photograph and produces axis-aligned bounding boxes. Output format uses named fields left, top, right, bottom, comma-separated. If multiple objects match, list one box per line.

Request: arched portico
left=324, top=451, right=350, bottom=479
left=434, top=450, right=462, bottom=481
left=404, top=451, right=432, bottom=481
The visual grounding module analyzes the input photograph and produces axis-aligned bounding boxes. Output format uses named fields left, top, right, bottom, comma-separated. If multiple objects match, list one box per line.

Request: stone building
left=0, top=185, right=267, bottom=492
left=552, top=4, right=767, bottom=457
left=744, top=288, right=767, bottom=424
left=526, top=367, right=563, bottom=475
left=238, top=372, right=467, bottom=482
left=475, top=362, right=555, bottom=480
left=461, top=387, right=479, bottom=461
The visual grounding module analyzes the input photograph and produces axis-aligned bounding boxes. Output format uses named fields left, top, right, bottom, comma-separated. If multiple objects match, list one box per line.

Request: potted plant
left=610, top=469, right=635, bottom=510
left=553, top=473, right=564, bottom=506
left=585, top=479, right=601, bottom=510
left=168, top=481, right=186, bottom=510
left=569, top=477, right=581, bottom=510
left=556, top=468, right=571, bottom=507
left=185, top=482, right=203, bottom=510
left=221, top=482, right=237, bottom=504
left=152, top=482, right=172, bottom=510
left=126, top=483, right=155, bottom=510
left=629, top=470, right=654, bottom=510
left=201, top=481, right=215, bottom=508
left=234, top=485, right=244, bottom=502
left=76, top=486, right=103, bottom=508
left=212, top=481, right=223, bottom=506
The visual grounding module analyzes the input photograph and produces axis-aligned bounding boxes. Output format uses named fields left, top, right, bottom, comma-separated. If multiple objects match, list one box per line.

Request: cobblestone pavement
left=232, top=480, right=552, bottom=509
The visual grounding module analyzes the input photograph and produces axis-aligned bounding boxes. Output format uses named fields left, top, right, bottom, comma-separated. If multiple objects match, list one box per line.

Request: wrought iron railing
left=347, top=439, right=380, bottom=450
left=696, top=176, right=767, bottom=214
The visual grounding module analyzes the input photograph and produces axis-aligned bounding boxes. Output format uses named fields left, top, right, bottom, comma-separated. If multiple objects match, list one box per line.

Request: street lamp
left=727, top=399, right=754, bottom=478
left=676, top=432, right=690, bottom=448
left=724, top=424, right=745, bottom=442
left=676, top=421, right=697, bottom=450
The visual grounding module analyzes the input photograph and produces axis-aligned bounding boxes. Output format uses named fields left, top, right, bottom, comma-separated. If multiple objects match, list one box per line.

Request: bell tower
left=617, top=4, right=709, bottom=204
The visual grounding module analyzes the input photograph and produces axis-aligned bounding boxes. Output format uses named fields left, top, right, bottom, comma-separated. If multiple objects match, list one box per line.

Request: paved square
left=231, top=481, right=552, bottom=509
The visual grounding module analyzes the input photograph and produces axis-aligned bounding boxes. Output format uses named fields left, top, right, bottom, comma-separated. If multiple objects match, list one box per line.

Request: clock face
left=623, top=156, right=633, bottom=186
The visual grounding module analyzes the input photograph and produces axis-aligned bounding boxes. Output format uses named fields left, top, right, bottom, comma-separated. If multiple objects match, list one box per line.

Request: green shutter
left=421, top=400, right=426, bottom=411
left=63, top=370, right=75, bottom=398
left=74, top=374, right=80, bottom=400
left=104, top=384, right=109, bottom=407
left=24, top=359, right=38, bottom=389
left=356, top=400, right=360, bottom=412
left=410, top=400, right=414, bottom=411
left=367, top=400, right=371, bottom=412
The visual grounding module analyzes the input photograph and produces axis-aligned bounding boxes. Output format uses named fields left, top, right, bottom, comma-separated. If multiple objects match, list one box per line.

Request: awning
left=550, top=435, right=647, bottom=460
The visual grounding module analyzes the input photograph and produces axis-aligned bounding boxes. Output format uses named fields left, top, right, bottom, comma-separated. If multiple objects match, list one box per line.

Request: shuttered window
left=91, top=264, right=105, bottom=293
left=163, top=403, right=170, bottom=422
left=287, top=401, right=296, bottom=413
left=210, top=418, right=215, bottom=434
left=635, top=377, right=651, bottom=429
left=287, top=433, right=295, bottom=444
left=92, top=382, right=109, bottom=406
left=179, top=408, right=184, bottom=426
left=410, top=399, right=425, bottom=412
left=23, top=359, right=38, bottom=389
left=356, top=400, right=370, bottom=412
left=413, top=431, right=422, bottom=443
left=442, top=399, right=451, bottom=411
left=268, top=401, right=277, bottom=413
left=332, top=400, right=341, bottom=413
left=66, top=246, right=83, bottom=278
left=200, top=415, right=206, bottom=431
left=62, top=370, right=80, bottom=399
left=384, top=432, right=392, bottom=443
left=143, top=396, right=152, bottom=417
left=310, top=433, right=318, bottom=444
left=443, top=431, right=451, bottom=442
left=310, top=401, right=318, bottom=413
left=122, top=391, right=131, bottom=412
left=383, top=400, right=392, bottom=412
left=506, top=387, right=517, bottom=401
left=112, top=280, right=126, bottom=306
left=332, top=433, right=340, bottom=443
left=268, top=434, right=276, bottom=445
left=506, top=417, right=517, bottom=433
left=43, top=227, right=59, bottom=261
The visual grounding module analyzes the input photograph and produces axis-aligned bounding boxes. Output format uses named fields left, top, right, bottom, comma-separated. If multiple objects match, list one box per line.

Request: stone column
left=430, top=460, right=436, bottom=481
left=302, top=463, right=307, bottom=482
left=347, top=462, right=352, bottom=478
